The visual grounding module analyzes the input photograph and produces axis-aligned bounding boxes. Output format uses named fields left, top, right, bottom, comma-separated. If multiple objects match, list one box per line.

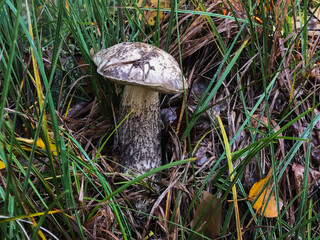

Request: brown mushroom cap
left=92, top=42, right=187, bottom=94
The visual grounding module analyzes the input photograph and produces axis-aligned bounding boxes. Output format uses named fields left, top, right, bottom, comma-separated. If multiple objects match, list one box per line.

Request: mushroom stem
left=117, top=85, right=161, bottom=175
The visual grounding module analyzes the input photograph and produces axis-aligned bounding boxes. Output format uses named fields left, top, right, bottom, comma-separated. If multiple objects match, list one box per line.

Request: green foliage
left=0, top=0, right=320, bottom=239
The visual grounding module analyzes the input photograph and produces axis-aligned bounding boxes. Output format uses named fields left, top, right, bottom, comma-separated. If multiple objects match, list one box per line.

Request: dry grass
left=1, top=0, right=320, bottom=239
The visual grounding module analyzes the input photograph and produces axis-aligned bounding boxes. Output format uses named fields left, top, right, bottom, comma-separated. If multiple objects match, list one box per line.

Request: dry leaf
left=16, top=137, right=57, bottom=155
left=191, top=191, right=222, bottom=238
left=248, top=169, right=283, bottom=218
left=0, top=160, right=5, bottom=169
left=137, top=0, right=170, bottom=26
left=293, top=163, right=320, bottom=195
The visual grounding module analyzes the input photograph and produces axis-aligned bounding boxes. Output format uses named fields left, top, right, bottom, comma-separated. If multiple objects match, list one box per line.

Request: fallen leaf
left=137, top=0, right=170, bottom=26
left=16, top=137, right=57, bottom=156
left=248, top=169, right=283, bottom=218
left=293, top=163, right=320, bottom=196
left=191, top=191, right=222, bottom=238
left=0, top=160, right=5, bottom=169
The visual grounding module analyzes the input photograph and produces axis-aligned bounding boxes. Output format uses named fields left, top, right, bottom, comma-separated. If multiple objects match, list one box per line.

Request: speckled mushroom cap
left=93, top=42, right=187, bottom=94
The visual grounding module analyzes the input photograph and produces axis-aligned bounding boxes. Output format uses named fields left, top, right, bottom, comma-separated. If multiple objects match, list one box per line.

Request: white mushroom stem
left=117, top=85, right=162, bottom=176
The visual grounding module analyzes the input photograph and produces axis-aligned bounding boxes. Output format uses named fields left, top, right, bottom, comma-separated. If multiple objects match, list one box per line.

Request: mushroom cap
left=92, top=42, right=187, bottom=94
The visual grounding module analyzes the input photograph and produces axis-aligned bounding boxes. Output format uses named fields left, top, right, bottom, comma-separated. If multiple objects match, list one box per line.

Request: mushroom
left=93, top=42, right=187, bottom=178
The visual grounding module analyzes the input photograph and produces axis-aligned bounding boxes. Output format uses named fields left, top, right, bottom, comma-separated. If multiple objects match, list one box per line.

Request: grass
left=1, top=0, right=320, bottom=239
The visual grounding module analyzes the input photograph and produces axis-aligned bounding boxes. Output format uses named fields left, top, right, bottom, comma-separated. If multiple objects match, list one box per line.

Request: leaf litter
left=2, top=0, right=320, bottom=239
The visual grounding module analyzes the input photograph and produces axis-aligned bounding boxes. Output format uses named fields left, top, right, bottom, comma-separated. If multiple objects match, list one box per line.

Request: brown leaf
left=292, top=163, right=320, bottom=196
left=191, top=191, right=222, bottom=238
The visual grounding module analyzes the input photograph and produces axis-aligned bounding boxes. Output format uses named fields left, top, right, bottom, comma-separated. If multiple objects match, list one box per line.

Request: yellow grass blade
left=25, top=1, right=51, bottom=239
left=25, top=2, right=56, bottom=159
left=0, top=209, right=62, bottom=224
left=216, top=114, right=242, bottom=240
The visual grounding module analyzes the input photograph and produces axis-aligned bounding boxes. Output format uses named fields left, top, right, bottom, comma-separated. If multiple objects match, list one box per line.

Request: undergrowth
left=0, top=0, right=320, bottom=239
